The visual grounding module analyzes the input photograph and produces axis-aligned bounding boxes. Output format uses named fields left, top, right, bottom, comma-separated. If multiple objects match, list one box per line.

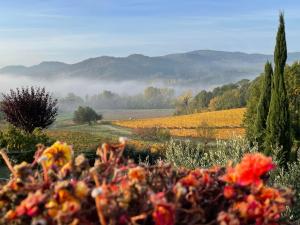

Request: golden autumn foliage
left=114, top=108, right=246, bottom=140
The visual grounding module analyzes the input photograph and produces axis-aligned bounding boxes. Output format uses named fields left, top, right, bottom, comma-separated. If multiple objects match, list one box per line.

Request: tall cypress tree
left=265, top=13, right=291, bottom=164
left=255, top=62, right=273, bottom=151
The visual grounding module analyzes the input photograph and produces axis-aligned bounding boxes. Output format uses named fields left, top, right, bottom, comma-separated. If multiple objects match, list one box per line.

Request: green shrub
left=133, top=127, right=171, bottom=141
left=73, top=106, right=102, bottom=125
left=0, top=126, right=53, bottom=163
left=165, top=139, right=203, bottom=169
left=201, top=137, right=258, bottom=167
left=165, top=137, right=257, bottom=169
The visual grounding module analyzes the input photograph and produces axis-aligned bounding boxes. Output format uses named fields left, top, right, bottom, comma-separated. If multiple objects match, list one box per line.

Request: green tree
left=59, top=93, right=84, bottom=112
left=192, top=90, right=213, bottom=110
left=213, top=89, right=241, bottom=110
left=254, top=62, right=273, bottom=151
left=73, top=106, right=102, bottom=125
left=243, top=75, right=264, bottom=144
left=285, top=63, right=300, bottom=140
left=265, top=13, right=291, bottom=164
left=144, top=87, right=174, bottom=109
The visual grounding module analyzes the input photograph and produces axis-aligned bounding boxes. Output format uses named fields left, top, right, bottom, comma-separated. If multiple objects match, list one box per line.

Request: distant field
left=114, top=108, right=246, bottom=139
left=98, top=109, right=175, bottom=121
left=52, top=109, right=174, bottom=128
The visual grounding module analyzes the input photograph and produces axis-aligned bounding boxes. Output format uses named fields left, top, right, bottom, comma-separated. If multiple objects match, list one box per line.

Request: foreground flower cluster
left=0, top=139, right=293, bottom=225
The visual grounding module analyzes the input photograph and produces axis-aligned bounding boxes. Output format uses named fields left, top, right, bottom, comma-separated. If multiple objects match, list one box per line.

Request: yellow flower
left=41, top=141, right=72, bottom=169
left=46, top=189, right=81, bottom=218
left=46, top=200, right=59, bottom=217
left=74, top=181, right=89, bottom=199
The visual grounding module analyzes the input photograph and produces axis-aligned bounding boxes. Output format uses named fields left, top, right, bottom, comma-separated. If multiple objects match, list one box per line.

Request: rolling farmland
left=114, top=108, right=246, bottom=139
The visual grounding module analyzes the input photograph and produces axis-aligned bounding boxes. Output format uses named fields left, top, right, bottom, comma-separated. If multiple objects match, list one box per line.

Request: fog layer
left=0, top=74, right=208, bottom=97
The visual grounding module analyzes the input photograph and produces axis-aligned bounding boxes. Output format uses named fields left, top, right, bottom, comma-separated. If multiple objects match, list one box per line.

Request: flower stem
left=0, top=149, right=17, bottom=177
left=91, top=169, right=107, bottom=225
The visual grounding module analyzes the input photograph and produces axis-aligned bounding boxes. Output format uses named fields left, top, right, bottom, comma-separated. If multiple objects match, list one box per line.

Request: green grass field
left=52, top=109, right=174, bottom=128
left=48, top=109, right=175, bottom=151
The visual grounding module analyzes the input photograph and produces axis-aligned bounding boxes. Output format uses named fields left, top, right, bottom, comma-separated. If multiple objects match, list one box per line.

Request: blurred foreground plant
left=0, top=138, right=293, bottom=225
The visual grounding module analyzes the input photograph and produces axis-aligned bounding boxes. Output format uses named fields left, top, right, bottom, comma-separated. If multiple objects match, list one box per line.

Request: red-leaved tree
left=0, top=87, right=58, bottom=133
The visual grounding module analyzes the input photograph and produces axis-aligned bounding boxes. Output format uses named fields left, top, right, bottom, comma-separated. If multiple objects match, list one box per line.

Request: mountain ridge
left=1, top=50, right=300, bottom=87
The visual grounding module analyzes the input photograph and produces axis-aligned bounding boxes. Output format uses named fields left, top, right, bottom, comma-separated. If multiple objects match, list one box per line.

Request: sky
left=0, top=0, right=300, bottom=67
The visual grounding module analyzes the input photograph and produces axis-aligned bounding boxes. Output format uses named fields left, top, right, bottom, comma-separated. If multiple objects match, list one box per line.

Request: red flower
left=151, top=192, right=175, bottom=225
left=221, top=153, right=275, bottom=187
left=14, top=190, right=46, bottom=218
left=235, top=153, right=274, bottom=186
left=152, top=205, right=174, bottom=225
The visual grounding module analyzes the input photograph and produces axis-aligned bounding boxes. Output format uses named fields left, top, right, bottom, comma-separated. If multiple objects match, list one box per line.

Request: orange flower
left=5, top=210, right=17, bottom=220
left=179, top=174, right=199, bottom=187
left=5, top=178, right=24, bottom=191
left=233, top=195, right=263, bottom=219
left=41, top=141, right=72, bottom=169
left=259, top=187, right=281, bottom=201
left=224, top=186, right=235, bottom=199
left=128, top=167, right=146, bottom=183
left=221, top=167, right=237, bottom=184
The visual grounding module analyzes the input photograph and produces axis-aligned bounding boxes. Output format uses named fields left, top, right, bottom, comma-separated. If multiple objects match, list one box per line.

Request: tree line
left=244, top=13, right=300, bottom=166
left=175, top=79, right=250, bottom=115
left=58, top=87, right=175, bottom=112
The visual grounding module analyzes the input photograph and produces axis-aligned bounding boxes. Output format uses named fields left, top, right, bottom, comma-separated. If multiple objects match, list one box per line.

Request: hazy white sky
left=0, top=0, right=300, bottom=67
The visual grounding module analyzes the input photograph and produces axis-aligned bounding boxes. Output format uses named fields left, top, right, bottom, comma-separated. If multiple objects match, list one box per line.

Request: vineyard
left=114, top=108, right=246, bottom=139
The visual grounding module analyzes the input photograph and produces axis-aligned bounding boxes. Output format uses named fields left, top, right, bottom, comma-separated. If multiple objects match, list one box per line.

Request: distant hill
left=1, top=50, right=300, bottom=87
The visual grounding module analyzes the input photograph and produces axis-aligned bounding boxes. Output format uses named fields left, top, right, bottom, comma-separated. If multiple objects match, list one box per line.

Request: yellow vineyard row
left=114, top=108, right=246, bottom=129
left=114, top=108, right=246, bottom=140
left=169, top=128, right=245, bottom=139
